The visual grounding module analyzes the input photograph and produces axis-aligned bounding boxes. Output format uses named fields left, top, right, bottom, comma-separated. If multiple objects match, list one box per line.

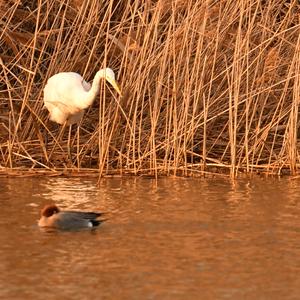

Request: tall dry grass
left=0, top=0, right=299, bottom=177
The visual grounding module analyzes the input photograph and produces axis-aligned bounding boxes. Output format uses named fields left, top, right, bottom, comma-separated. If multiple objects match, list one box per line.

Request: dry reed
left=0, top=0, right=300, bottom=177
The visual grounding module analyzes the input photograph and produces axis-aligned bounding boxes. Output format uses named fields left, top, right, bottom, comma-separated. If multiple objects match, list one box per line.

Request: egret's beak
left=107, top=78, right=122, bottom=96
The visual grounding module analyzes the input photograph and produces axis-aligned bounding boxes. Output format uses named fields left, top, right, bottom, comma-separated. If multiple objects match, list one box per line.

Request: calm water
left=0, top=176, right=300, bottom=299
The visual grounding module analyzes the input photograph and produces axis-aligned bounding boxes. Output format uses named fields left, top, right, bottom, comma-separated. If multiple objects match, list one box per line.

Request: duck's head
left=41, top=204, right=60, bottom=217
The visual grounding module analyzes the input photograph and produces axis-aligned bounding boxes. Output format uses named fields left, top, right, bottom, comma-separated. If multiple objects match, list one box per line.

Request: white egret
left=43, top=67, right=121, bottom=125
left=43, top=67, right=121, bottom=164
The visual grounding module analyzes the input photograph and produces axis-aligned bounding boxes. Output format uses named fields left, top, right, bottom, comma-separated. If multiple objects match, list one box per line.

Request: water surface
left=0, top=176, right=300, bottom=299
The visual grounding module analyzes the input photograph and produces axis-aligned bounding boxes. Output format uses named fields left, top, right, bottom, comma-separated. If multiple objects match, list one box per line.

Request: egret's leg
left=76, top=126, right=80, bottom=169
left=48, top=122, right=67, bottom=160
left=67, top=124, right=72, bottom=163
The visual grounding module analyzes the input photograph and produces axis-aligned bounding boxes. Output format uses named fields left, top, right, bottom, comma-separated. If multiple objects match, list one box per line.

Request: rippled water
left=0, top=176, right=300, bottom=299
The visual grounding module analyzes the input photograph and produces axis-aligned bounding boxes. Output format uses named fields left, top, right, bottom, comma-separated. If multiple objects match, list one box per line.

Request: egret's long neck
left=80, top=70, right=105, bottom=109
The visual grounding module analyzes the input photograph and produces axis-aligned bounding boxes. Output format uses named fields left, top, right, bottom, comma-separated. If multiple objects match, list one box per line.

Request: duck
left=38, top=204, right=105, bottom=230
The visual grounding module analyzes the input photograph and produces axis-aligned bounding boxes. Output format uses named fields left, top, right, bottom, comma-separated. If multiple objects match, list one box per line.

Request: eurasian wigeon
left=38, top=204, right=105, bottom=230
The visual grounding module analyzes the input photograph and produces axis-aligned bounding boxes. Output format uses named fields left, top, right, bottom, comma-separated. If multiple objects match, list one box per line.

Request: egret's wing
left=43, top=73, right=92, bottom=122
left=44, top=100, right=81, bottom=115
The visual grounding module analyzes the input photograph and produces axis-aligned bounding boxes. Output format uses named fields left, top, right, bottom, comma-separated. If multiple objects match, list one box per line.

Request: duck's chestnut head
left=41, top=205, right=60, bottom=217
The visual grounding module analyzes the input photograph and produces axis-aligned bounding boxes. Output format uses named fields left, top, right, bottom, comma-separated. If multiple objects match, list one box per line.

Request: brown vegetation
left=0, top=0, right=300, bottom=177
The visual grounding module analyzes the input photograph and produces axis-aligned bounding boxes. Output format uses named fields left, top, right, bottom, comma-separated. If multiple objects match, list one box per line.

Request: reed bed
left=0, top=0, right=299, bottom=177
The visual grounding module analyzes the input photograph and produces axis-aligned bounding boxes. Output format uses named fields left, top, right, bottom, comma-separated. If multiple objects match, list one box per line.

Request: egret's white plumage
left=43, top=68, right=121, bottom=125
